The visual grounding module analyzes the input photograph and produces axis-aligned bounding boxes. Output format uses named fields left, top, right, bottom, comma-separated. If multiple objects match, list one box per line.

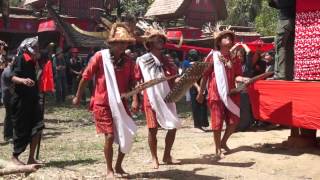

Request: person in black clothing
left=269, top=0, right=296, bottom=80
left=187, top=49, right=209, bottom=131
left=262, top=51, right=275, bottom=73
left=68, top=48, right=83, bottom=94
left=10, top=36, right=44, bottom=165
left=0, top=40, right=13, bottom=142
left=232, top=45, right=255, bottom=131
left=68, top=48, right=86, bottom=103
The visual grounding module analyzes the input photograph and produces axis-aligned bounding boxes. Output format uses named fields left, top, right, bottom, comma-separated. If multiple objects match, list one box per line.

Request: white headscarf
left=18, top=36, right=39, bottom=54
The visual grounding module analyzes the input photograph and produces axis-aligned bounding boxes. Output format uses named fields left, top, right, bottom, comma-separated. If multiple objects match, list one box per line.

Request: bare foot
left=150, top=157, right=159, bottom=169
left=221, top=143, right=231, bottom=153
left=163, top=156, right=181, bottom=165
left=106, top=170, right=115, bottom=179
left=215, top=150, right=225, bottom=159
left=27, top=158, right=44, bottom=165
left=11, top=156, right=25, bottom=166
left=115, top=166, right=129, bottom=177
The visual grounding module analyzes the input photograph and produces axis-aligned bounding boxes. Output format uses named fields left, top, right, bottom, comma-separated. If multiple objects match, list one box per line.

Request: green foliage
left=224, top=0, right=262, bottom=26
left=123, top=0, right=154, bottom=16
left=255, top=0, right=278, bottom=36
left=114, top=0, right=154, bottom=18
left=10, top=0, right=22, bottom=7
left=224, top=0, right=278, bottom=36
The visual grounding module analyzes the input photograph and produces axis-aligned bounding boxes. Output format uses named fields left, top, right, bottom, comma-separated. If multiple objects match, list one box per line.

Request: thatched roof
left=145, top=0, right=187, bottom=18
left=145, top=0, right=227, bottom=27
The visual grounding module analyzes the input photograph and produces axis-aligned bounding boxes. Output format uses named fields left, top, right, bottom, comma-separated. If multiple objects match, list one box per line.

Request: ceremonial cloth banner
left=295, top=0, right=320, bottom=80
left=248, top=80, right=320, bottom=130
left=39, top=60, right=55, bottom=93
left=296, top=0, right=320, bottom=13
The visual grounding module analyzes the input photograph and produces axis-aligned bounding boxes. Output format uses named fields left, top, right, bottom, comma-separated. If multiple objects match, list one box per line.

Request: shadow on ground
left=180, top=154, right=256, bottom=167
left=129, top=168, right=222, bottom=179
left=230, top=143, right=320, bottom=156
left=45, top=158, right=97, bottom=168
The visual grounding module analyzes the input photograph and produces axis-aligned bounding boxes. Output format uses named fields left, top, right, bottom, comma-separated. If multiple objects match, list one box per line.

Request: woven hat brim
left=215, top=30, right=235, bottom=43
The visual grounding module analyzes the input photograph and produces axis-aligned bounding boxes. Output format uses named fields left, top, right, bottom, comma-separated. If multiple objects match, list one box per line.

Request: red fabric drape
left=165, top=43, right=212, bottom=55
left=246, top=40, right=274, bottom=53
left=248, top=80, right=320, bottom=130
left=39, top=60, right=55, bottom=93
left=296, top=0, right=320, bottom=13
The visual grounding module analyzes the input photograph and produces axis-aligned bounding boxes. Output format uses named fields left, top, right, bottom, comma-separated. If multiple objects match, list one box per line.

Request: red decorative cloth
left=294, top=0, right=320, bottom=80
left=39, top=60, right=55, bottom=93
left=296, top=0, right=320, bottom=13
left=245, top=40, right=274, bottom=53
left=248, top=80, right=320, bottom=130
left=165, top=43, right=212, bottom=55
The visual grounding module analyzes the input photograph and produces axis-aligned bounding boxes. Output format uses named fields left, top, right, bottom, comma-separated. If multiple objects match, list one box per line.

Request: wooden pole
left=0, top=160, right=41, bottom=176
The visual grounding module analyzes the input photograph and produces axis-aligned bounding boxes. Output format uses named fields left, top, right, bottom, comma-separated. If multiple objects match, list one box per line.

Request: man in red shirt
left=73, top=23, right=137, bottom=178
left=133, top=29, right=181, bottom=169
left=197, top=29, right=250, bottom=159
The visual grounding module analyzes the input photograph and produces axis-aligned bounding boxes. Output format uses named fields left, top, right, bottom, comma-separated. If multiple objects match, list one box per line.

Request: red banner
left=246, top=40, right=274, bottom=52
left=38, top=19, right=56, bottom=32
left=39, top=60, right=55, bottom=93
left=248, top=80, right=320, bottom=130
left=165, top=43, right=212, bottom=55
left=297, top=0, right=320, bottom=13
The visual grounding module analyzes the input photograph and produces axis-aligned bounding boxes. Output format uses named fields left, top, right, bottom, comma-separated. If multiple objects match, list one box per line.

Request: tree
left=255, top=0, right=278, bottom=36
left=112, top=0, right=154, bottom=19
left=122, top=0, right=154, bottom=17
left=223, top=0, right=277, bottom=36
left=224, top=0, right=262, bottom=26
left=10, top=0, right=22, bottom=7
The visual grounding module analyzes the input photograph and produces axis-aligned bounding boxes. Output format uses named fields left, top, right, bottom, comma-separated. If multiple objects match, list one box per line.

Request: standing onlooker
left=269, top=0, right=296, bottom=80
left=0, top=42, right=7, bottom=106
left=0, top=40, right=13, bottom=142
left=64, top=46, right=73, bottom=94
left=232, top=45, right=255, bottom=132
left=10, top=36, right=44, bottom=165
left=263, top=51, right=275, bottom=73
left=68, top=48, right=83, bottom=95
left=185, top=49, right=209, bottom=131
left=1, top=57, right=14, bottom=142
left=53, top=47, right=67, bottom=104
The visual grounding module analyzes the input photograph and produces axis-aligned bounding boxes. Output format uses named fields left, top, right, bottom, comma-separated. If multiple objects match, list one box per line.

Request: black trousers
left=11, top=95, right=44, bottom=156
left=237, top=92, right=255, bottom=131
left=190, top=90, right=209, bottom=128
left=3, top=101, right=13, bottom=140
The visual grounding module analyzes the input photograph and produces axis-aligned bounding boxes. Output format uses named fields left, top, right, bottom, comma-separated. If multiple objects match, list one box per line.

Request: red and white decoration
left=294, top=0, right=320, bottom=80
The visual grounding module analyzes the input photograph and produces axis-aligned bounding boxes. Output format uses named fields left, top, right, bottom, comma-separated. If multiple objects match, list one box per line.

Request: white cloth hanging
left=101, top=49, right=138, bottom=153
left=208, top=50, right=240, bottom=117
left=137, top=53, right=181, bottom=129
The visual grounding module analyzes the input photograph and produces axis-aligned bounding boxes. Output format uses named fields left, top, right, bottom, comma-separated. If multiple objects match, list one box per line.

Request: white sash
left=101, top=49, right=137, bottom=153
left=137, top=53, right=181, bottom=129
left=209, top=50, right=240, bottom=117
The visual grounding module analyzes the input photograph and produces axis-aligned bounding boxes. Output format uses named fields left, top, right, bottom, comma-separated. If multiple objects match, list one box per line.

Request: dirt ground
left=0, top=99, right=319, bottom=180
